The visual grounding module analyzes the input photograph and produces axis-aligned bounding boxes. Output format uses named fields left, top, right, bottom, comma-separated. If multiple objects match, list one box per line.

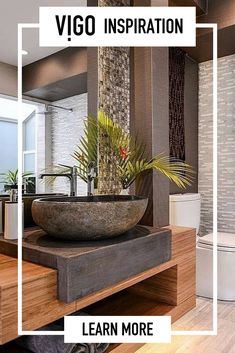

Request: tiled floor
left=136, top=298, right=235, bottom=353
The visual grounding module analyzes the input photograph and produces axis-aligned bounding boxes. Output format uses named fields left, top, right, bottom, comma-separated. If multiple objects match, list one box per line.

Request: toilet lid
left=170, top=193, right=201, bottom=202
left=198, top=232, right=235, bottom=250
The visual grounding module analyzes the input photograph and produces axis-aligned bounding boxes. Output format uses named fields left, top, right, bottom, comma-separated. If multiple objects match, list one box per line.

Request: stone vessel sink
left=32, top=195, right=148, bottom=240
left=0, top=193, right=66, bottom=230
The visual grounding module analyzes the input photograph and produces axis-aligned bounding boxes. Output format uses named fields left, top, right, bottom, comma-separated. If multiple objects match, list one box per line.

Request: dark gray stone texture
left=32, top=195, right=148, bottom=240
left=0, top=226, right=171, bottom=303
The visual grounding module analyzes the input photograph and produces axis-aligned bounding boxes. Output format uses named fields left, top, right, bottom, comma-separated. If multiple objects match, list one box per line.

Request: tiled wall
left=51, top=94, right=88, bottom=196
left=99, top=0, right=128, bottom=5
left=37, top=94, right=88, bottom=196
left=97, top=0, right=130, bottom=194
left=98, top=46, right=130, bottom=194
left=98, top=47, right=130, bottom=131
left=199, top=54, right=235, bottom=235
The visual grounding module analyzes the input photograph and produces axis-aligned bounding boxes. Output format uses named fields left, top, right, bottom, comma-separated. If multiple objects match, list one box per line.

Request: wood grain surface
left=0, top=225, right=196, bottom=352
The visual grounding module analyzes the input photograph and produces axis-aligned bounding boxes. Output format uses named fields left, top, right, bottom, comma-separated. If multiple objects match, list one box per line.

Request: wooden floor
left=136, top=297, right=235, bottom=353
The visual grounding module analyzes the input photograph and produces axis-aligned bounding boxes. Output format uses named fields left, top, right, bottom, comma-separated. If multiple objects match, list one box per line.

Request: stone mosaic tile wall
left=199, top=54, right=235, bottom=235
left=98, top=0, right=130, bottom=194
left=98, top=46, right=130, bottom=131
left=99, top=0, right=129, bottom=6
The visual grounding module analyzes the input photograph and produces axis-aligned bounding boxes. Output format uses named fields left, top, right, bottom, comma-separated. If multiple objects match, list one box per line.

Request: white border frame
left=17, top=22, right=218, bottom=338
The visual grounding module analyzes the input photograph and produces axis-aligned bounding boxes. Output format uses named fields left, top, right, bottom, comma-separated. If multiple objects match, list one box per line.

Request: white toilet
left=169, top=193, right=235, bottom=301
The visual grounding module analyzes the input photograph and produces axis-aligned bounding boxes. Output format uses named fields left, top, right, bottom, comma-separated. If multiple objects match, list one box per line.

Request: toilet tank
left=169, top=193, right=201, bottom=234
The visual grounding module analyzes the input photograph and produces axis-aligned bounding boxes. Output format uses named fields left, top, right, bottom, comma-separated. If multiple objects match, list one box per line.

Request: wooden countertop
left=0, top=225, right=196, bottom=350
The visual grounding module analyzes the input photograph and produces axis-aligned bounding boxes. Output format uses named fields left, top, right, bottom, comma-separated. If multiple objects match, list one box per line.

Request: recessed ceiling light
left=22, top=50, right=28, bottom=55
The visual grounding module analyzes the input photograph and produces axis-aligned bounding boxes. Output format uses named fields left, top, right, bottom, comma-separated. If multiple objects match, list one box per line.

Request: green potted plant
left=0, top=169, right=33, bottom=193
left=72, top=111, right=194, bottom=193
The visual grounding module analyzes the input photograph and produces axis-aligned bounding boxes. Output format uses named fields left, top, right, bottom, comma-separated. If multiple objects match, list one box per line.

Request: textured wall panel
left=36, top=113, right=47, bottom=193
left=98, top=47, right=130, bottom=131
left=51, top=94, right=88, bottom=196
left=199, top=54, right=235, bottom=235
left=98, top=0, right=130, bottom=194
left=98, top=46, right=130, bottom=194
left=99, top=0, right=129, bottom=6
left=36, top=95, right=87, bottom=195
left=170, top=56, right=199, bottom=195
left=169, top=48, right=186, bottom=161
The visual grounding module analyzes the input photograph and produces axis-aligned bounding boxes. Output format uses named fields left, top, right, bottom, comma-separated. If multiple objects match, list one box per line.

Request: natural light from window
left=0, top=96, right=36, bottom=121
left=0, top=96, right=38, bottom=193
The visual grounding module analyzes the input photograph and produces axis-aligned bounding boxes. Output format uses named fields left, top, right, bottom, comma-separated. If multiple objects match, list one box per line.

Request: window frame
left=23, top=110, right=37, bottom=176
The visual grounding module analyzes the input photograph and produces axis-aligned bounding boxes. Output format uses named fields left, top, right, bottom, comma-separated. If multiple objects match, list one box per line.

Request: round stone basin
left=32, top=195, right=148, bottom=241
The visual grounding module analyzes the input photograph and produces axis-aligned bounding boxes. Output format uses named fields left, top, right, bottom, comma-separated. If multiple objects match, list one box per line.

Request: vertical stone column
left=98, top=0, right=130, bottom=194
left=88, top=0, right=130, bottom=195
left=98, top=45, right=130, bottom=194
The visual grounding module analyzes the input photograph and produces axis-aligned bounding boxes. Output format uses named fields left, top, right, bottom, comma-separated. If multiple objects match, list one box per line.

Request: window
left=23, top=112, right=36, bottom=174
left=0, top=119, right=18, bottom=192
left=0, top=95, right=38, bottom=193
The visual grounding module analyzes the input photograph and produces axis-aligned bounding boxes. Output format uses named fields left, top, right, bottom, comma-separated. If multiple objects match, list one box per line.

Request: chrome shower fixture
left=37, top=104, right=73, bottom=115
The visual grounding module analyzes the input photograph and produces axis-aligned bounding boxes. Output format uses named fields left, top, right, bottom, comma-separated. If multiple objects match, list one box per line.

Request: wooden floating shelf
left=0, top=225, right=196, bottom=353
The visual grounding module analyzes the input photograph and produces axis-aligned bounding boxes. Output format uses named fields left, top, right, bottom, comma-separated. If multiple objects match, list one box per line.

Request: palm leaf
left=72, top=115, right=98, bottom=184
left=71, top=111, right=194, bottom=191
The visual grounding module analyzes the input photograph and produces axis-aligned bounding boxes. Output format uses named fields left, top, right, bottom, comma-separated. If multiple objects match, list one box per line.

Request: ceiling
left=0, top=0, right=86, bottom=67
